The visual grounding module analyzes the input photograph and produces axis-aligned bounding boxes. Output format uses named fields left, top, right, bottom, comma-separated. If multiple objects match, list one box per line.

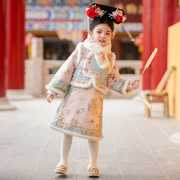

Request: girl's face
left=90, top=23, right=113, bottom=47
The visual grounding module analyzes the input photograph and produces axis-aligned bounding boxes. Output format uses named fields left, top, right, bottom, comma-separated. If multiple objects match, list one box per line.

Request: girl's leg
left=55, top=134, right=73, bottom=174
left=59, top=134, right=73, bottom=166
left=88, top=140, right=99, bottom=168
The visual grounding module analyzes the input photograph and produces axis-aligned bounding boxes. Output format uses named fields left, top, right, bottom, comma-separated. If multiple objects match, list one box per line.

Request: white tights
left=59, top=134, right=99, bottom=168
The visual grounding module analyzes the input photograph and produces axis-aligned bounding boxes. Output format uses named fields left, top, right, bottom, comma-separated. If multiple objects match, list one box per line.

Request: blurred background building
left=25, top=0, right=142, bottom=61
left=0, top=0, right=180, bottom=121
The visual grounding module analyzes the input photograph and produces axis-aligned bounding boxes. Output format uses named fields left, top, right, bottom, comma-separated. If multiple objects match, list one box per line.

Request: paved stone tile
left=1, top=98, right=180, bottom=180
left=137, top=131, right=178, bottom=154
left=34, top=137, right=80, bottom=172
left=0, top=167, right=34, bottom=180
left=77, top=159, right=123, bottom=180
left=0, top=154, right=41, bottom=170
left=153, top=147, right=180, bottom=163
left=152, top=117, right=180, bottom=136
left=160, top=162, right=180, bottom=180
left=31, top=173, right=76, bottom=180
left=0, top=174, right=30, bottom=180
left=0, top=149, right=7, bottom=161
left=116, top=151, right=156, bottom=164
left=49, top=132, right=63, bottom=147
left=123, top=177, right=169, bottom=180
left=120, top=163, right=166, bottom=177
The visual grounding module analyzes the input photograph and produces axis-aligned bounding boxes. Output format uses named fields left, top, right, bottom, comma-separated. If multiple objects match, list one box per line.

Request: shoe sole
left=55, top=172, right=66, bottom=174
left=88, top=172, right=99, bottom=177
left=55, top=169, right=67, bottom=174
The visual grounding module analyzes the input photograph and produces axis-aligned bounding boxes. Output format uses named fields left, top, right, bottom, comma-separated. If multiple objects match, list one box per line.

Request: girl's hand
left=128, top=79, right=140, bottom=90
left=46, top=94, right=54, bottom=103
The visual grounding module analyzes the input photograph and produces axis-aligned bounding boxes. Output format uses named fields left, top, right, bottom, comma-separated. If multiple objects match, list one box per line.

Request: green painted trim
left=49, top=82, right=66, bottom=93
left=118, top=81, right=125, bottom=94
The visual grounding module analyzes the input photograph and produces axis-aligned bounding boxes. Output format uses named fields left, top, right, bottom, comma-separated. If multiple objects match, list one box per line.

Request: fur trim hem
left=47, top=90, right=56, bottom=96
left=81, top=64, right=106, bottom=94
left=49, top=124, right=103, bottom=141
left=122, top=79, right=133, bottom=97
left=70, top=79, right=92, bottom=88
left=45, top=85, right=65, bottom=97
left=92, top=78, right=106, bottom=94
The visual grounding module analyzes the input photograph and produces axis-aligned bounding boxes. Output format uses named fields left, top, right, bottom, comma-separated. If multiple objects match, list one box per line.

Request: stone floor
left=0, top=97, right=180, bottom=180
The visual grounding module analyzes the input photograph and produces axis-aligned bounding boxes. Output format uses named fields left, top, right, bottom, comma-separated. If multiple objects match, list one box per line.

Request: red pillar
left=0, top=0, right=16, bottom=110
left=83, top=31, right=87, bottom=41
left=0, top=0, right=7, bottom=98
left=112, top=39, right=121, bottom=60
left=7, top=0, right=25, bottom=90
left=151, top=0, right=173, bottom=89
left=142, top=0, right=153, bottom=90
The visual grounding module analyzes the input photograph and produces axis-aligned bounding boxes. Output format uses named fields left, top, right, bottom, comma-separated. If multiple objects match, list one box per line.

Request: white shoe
left=55, top=163, right=68, bottom=174
left=87, top=166, right=99, bottom=177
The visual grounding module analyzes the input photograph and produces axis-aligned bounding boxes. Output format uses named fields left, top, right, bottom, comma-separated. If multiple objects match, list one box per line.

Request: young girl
left=46, top=3, right=140, bottom=177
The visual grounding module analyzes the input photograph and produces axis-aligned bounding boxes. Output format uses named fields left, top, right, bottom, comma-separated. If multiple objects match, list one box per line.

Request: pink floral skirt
left=49, top=85, right=104, bottom=141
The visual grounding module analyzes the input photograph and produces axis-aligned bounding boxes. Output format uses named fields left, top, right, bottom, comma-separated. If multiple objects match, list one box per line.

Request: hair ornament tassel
left=122, top=23, right=135, bottom=41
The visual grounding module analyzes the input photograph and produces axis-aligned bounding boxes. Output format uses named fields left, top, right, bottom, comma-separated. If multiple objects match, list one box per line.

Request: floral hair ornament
left=86, top=3, right=126, bottom=24
left=86, top=3, right=134, bottom=41
left=86, top=4, right=106, bottom=19
left=109, top=8, right=125, bottom=22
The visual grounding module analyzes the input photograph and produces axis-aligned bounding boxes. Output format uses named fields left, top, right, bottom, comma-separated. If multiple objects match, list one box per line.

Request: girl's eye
left=106, top=33, right=110, bottom=35
left=97, top=31, right=101, bottom=33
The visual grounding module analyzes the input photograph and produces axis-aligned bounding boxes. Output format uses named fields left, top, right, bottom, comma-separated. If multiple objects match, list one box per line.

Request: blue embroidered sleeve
left=48, top=76, right=69, bottom=93
left=112, top=78, right=126, bottom=93
left=46, top=48, right=78, bottom=95
left=107, top=61, right=132, bottom=96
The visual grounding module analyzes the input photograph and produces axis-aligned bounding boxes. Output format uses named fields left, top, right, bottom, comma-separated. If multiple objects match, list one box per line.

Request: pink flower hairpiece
left=86, top=4, right=106, bottom=19
left=109, top=8, right=124, bottom=22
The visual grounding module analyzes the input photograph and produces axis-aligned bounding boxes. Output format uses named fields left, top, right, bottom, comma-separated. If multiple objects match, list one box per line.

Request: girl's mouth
left=99, top=39, right=105, bottom=43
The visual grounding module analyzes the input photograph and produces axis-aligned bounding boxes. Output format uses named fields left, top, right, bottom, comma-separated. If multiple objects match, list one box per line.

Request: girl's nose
left=101, top=33, right=105, bottom=37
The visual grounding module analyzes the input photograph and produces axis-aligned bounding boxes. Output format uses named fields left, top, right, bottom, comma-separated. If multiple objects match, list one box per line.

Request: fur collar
left=81, top=35, right=115, bottom=70
left=83, top=34, right=112, bottom=55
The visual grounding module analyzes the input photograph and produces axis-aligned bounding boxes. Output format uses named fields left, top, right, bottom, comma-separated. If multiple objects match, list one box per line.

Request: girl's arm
left=127, top=79, right=140, bottom=90
left=107, top=60, right=140, bottom=97
left=46, top=94, right=54, bottom=103
left=46, top=90, right=56, bottom=103
left=45, top=48, right=78, bottom=96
